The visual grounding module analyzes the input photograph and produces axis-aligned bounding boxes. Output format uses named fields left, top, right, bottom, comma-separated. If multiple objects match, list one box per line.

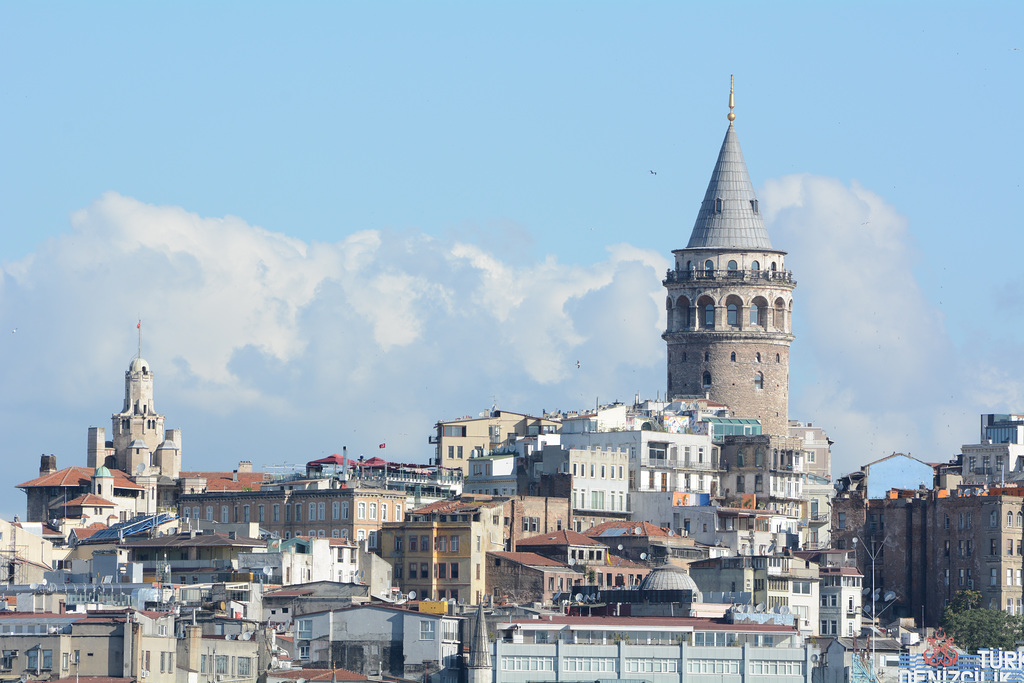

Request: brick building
left=832, top=486, right=1024, bottom=626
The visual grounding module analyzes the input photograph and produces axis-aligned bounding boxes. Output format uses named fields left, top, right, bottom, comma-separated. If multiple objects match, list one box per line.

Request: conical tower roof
left=686, top=122, right=773, bottom=250
left=468, top=605, right=492, bottom=670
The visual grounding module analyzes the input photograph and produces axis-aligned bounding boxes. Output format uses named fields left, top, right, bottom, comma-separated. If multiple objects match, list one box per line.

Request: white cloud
left=763, top=174, right=1024, bottom=471
left=0, top=193, right=667, bottom=505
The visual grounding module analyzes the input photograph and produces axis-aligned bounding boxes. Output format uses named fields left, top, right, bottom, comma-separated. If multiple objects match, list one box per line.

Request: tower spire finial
left=137, top=318, right=142, bottom=359
left=728, top=75, right=735, bottom=123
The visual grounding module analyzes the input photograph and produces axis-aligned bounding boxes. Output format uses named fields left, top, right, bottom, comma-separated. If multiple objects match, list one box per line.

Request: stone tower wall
left=663, top=250, right=795, bottom=437
left=666, top=339, right=790, bottom=436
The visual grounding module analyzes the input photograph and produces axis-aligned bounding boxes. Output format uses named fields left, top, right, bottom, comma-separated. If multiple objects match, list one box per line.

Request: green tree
left=941, top=589, right=1023, bottom=653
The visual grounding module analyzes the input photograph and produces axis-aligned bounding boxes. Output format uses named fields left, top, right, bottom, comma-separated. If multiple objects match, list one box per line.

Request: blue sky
left=1, top=2, right=1022, bottom=519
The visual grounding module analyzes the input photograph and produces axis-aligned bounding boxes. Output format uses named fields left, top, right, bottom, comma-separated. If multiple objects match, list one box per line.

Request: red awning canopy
left=356, top=457, right=388, bottom=468
left=307, top=454, right=346, bottom=467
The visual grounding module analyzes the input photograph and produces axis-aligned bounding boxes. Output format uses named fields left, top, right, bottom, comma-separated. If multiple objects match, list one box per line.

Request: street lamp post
left=853, top=535, right=889, bottom=683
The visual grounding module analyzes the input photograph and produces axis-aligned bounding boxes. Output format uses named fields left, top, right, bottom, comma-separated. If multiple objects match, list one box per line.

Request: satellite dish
left=873, top=589, right=881, bottom=601
left=40, top=578, right=47, bottom=586
left=755, top=602, right=766, bottom=613
left=262, top=567, right=272, bottom=576
left=574, top=593, right=584, bottom=602
left=633, top=527, right=643, bottom=535
left=408, top=590, right=417, bottom=600
left=136, top=463, right=146, bottom=475
left=640, top=553, right=648, bottom=560
left=779, top=605, right=790, bottom=615
left=29, top=583, right=38, bottom=590
left=225, top=634, right=235, bottom=640
left=862, top=587, right=871, bottom=596
left=240, top=632, right=252, bottom=641
left=884, top=591, right=897, bottom=602
left=668, top=530, right=675, bottom=536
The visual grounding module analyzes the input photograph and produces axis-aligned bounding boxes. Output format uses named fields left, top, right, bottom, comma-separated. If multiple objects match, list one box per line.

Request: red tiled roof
left=518, top=529, right=604, bottom=547
left=66, top=494, right=116, bottom=507
left=179, top=471, right=266, bottom=491
left=605, top=554, right=648, bottom=569
left=489, top=551, right=573, bottom=569
left=269, top=668, right=368, bottom=681
left=17, top=466, right=143, bottom=491
left=411, top=498, right=498, bottom=515
left=585, top=520, right=671, bottom=538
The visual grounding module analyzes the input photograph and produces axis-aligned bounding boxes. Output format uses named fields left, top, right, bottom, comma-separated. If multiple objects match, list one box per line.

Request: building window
left=221, top=506, right=229, bottom=523
left=714, top=198, right=723, bottom=213
left=418, top=620, right=437, bottom=641
left=751, top=199, right=759, bottom=213
left=317, top=502, right=326, bottom=520
left=754, top=372, right=764, bottom=390
left=258, top=505, right=265, bottom=523
left=243, top=505, right=250, bottom=523
left=728, top=304, right=738, bottom=326
left=837, top=512, right=846, bottom=530
left=730, top=351, right=737, bottom=362
left=358, top=502, right=366, bottom=520
left=704, top=304, right=715, bottom=328
left=702, top=372, right=712, bottom=390
left=369, top=503, right=378, bottom=520
left=332, top=501, right=340, bottom=520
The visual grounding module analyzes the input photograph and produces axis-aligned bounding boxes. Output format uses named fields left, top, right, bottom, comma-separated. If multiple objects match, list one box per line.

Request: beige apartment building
left=431, top=409, right=559, bottom=474
left=177, top=481, right=405, bottom=551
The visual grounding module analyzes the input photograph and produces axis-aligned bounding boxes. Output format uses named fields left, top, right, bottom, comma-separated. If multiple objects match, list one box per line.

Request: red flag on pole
left=379, top=443, right=386, bottom=449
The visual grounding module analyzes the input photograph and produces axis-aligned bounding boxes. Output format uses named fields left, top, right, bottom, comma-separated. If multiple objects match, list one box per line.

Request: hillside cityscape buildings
left=2, top=91, right=1018, bottom=683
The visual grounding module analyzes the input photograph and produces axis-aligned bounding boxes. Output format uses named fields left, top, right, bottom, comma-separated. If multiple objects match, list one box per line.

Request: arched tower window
left=750, top=296, right=769, bottom=327
left=751, top=260, right=760, bottom=271
left=770, top=262, right=777, bottom=271
left=704, top=351, right=710, bottom=362
left=776, top=353, right=781, bottom=363
left=698, top=296, right=715, bottom=329
left=727, top=260, right=738, bottom=275
left=730, top=352, right=736, bottom=362
left=676, top=296, right=691, bottom=329
left=756, top=352, right=761, bottom=363
left=704, top=260, right=714, bottom=276
left=754, top=372, right=764, bottom=390
left=727, top=303, right=738, bottom=326
left=686, top=260, right=693, bottom=271
left=774, top=298, right=787, bottom=332
left=702, top=372, right=712, bottom=389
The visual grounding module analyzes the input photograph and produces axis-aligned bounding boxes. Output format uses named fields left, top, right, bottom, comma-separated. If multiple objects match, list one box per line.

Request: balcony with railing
left=664, top=267, right=795, bottom=285
left=640, top=457, right=720, bottom=472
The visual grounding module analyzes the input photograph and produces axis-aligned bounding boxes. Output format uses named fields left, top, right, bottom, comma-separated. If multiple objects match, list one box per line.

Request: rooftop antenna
left=136, top=318, right=142, bottom=359
left=728, top=75, right=736, bottom=123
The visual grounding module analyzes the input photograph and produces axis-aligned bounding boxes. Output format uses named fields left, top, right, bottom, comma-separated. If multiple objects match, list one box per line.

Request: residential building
left=788, top=420, right=832, bottom=481
left=177, top=482, right=406, bottom=550
left=718, top=434, right=806, bottom=517
left=662, top=93, right=796, bottom=438
left=486, top=552, right=581, bottom=604
left=585, top=520, right=704, bottom=565
left=237, top=535, right=360, bottom=585
left=689, top=554, right=820, bottom=635
left=831, top=483, right=1024, bottom=626
left=959, top=414, right=1024, bottom=486
left=465, top=454, right=517, bottom=497
left=380, top=498, right=506, bottom=605
left=431, top=409, right=559, bottom=475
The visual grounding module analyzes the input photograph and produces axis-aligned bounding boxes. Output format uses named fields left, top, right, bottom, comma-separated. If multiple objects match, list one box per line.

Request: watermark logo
left=922, top=630, right=959, bottom=668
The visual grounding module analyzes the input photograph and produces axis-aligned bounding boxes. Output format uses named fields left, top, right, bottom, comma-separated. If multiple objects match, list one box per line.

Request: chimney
left=40, top=454, right=57, bottom=476
left=237, top=461, right=253, bottom=474
left=232, top=470, right=238, bottom=482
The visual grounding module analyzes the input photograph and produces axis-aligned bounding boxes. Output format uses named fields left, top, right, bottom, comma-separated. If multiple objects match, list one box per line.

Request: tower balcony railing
left=664, top=268, right=794, bottom=285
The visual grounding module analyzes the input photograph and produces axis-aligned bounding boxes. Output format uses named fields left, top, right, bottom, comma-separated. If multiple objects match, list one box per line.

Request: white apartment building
left=560, top=429, right=720, bottom=501
left=464, top=454, right=518, bottom=496
left=818, top=565, right=863, bottom=637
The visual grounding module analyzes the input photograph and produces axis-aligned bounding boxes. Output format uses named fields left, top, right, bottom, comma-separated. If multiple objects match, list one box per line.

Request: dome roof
left=157, top=439, right=179, bottom=450
left=639, top=565, right=702, bottom=600
left=129, top=357, right=150, bottom=373
left=129, top=439, right=148, bottom=450
left=93, top=465, right=112, bottom=478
